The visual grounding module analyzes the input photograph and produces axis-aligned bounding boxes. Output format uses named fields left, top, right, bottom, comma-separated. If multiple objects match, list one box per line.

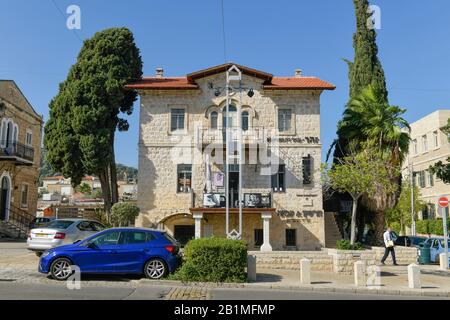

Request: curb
left=138, top=279, right=450, bottom=298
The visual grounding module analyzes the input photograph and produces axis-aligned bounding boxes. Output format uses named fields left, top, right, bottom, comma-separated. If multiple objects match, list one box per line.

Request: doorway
left=0, top=176, right=10, bottom=221
left=174, top=225, right=195, bottom=246
left=229, top=171, right=239, bottom=208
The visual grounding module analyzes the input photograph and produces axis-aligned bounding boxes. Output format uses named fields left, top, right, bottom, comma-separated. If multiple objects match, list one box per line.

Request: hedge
left=416, top=219, right=450, bottom=236
left=336, top=239, right=364, bottom=250
left=170, top=237, right=247, bottom=283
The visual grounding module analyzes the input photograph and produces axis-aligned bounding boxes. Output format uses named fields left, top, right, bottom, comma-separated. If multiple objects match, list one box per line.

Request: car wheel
left=144, top=258, right=167, bottom=280
left=50, top=258, right=74, bottom=281
left=35, top=251, right=43, bottom=257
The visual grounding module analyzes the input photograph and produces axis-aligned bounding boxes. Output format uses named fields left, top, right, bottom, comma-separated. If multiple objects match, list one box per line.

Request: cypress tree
left=330, top=0, right=388, bottom=161
left=347, top=0, right=388, bottom=102
left=44, top=28, right=143, bottom=215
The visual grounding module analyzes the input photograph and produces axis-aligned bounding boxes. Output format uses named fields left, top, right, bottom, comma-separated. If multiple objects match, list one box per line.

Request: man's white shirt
left=383, top=231, right=392, bottom=247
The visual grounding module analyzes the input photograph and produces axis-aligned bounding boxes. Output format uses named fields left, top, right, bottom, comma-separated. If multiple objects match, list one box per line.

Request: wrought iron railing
left=197, top=126, right=270, bottom=145
left=7, top=204, right=35, bottom=234
left=202, top=191, right=272, bottom=209
left=0, top=140, right=34, bottom=162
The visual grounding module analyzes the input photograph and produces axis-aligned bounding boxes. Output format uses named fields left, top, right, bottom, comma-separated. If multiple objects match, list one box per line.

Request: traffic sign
left=438, top=196, right=449, bottom=208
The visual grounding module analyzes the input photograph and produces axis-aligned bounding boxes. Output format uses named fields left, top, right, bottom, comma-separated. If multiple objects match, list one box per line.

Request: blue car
left=38, top=227, right=180, bottom=281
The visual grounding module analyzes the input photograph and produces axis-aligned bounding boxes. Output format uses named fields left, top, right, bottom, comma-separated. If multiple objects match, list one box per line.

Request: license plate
left=35, top=233, right=47, bottom=238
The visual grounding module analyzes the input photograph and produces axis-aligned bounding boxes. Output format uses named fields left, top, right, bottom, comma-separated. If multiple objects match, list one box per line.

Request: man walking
left=381, top=227, right=398, bottom=265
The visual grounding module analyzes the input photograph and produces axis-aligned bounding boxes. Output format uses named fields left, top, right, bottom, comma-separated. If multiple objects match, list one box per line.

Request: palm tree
left=337, top=85, right=411, bottom=243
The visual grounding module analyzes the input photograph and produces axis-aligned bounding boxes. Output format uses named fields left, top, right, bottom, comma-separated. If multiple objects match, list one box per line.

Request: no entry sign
left=439, top=196, right=449, bottom=208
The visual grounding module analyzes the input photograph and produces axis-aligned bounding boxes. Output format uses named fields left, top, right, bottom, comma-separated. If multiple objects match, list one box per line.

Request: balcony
left=0, top=140, right=34, bottom=164
left=196, top=126, right=270, bottom=146
left=200, top=192, right=272, bottom=209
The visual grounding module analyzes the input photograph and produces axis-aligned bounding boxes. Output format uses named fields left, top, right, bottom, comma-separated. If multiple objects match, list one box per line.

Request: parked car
left=421, top=237, right=450, bottom=262
left=27, top=219, right=106, bottom=256
left=394, top=235, right=427, bottom=247
left=38, top=227, right=180, bottom=281
left=29, top=217, right=55, bottom=229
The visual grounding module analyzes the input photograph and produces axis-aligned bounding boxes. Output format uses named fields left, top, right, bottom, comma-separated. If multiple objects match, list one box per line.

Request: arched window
left=242, top=111, right=249, bottom=131
left=210, top=111, right=218, bottom=129
left=222, top=105, right=237, bottom=128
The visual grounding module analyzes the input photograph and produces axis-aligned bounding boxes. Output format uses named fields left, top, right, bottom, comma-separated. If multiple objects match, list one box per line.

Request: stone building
left=0, top=80, right=43, bottom=230
left=402, top=109, right=450, bottom=219
left=127, top=63, right=335, bottom=250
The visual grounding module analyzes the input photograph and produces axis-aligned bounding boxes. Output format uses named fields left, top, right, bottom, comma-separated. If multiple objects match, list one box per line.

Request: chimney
left=294, top=69, right=302, bottom=78
left=155, top=67, right=164, bottom=78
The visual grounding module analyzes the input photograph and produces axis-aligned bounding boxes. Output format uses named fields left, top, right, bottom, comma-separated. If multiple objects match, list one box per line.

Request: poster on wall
left=213, top=172, right=224, bottom=187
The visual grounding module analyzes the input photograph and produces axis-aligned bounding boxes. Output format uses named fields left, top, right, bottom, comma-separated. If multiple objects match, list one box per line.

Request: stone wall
left=249, top=247, right=418, bottom=275
left=0, top=80, right=43, bottom=219
left=249, top=251, right=333, bottom=272
left=328, top=247, right=419, bottom=275
left=136, top=71, right=326, bottom=249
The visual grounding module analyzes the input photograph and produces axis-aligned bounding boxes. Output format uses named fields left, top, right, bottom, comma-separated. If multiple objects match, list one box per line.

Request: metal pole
left=410, top=162, right=416, bottom=236
left=225, top=75, right=230, bottom=237
left=442, top=202, right=449, bottom=269
left=237, top=81, right=243, bottom=238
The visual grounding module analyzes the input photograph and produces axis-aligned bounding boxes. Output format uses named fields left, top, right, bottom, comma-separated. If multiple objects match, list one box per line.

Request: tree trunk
left=373, top=211, right=386, bottom=246
left=350, top=197, right=359, bottom=245
left=110, top=135, right=119, bottom=205
left=356, top=199, right=366, bottom=242
left=99, top=169, right=112, bottom=218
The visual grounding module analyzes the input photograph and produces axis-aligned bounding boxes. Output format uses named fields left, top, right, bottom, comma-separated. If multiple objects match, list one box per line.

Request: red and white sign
left=438, top=196, right=449, bottom=208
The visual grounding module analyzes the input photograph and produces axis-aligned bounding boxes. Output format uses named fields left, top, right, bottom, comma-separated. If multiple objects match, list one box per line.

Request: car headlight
left=41, top=251, right=51, bottom=258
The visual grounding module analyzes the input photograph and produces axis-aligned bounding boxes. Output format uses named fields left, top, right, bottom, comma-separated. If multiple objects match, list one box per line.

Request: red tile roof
left=263, top=77, right=335, bottom=90
left=125, top=63, right=335, bottom=91
left=125, top=77, right=198, bottom=90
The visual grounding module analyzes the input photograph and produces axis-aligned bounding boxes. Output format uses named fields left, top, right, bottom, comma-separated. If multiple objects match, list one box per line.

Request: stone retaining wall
left=250, top=247, right=418, bottom=275
left=327, top=247, right=418, bottom=275
left=249, top=251, right=333, bottom=272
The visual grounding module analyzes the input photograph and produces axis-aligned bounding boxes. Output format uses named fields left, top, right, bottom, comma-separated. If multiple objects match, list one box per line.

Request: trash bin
left=418, top=242, right=431, bottom=265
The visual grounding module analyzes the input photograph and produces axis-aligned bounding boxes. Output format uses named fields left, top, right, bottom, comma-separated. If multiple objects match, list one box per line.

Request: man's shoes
left=393, top=263, right=399, bottom=266
left=380, top=261, right=385, bottom=265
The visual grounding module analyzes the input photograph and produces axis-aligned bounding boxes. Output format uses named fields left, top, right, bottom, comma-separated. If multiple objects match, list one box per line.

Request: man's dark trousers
left=381, top=246, right=396, bottom=264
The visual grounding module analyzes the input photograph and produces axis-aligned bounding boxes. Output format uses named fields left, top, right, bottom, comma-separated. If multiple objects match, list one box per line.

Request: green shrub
left=336, top=239, right=364, bottom=250
left=171, top=237, right=247, bottom=283
left=110, top=202, right=140, bottom=227
left=389, top=222, right=401, bottom=235
left=416, top=219, right=450, bottom=236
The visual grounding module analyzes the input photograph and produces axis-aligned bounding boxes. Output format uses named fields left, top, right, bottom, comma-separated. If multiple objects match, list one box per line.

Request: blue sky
left=1, top=0, right=449, bottom=168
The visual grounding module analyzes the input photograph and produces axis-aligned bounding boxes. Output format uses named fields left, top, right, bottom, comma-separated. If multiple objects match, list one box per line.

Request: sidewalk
left=139, top=265, right=450, bottom=298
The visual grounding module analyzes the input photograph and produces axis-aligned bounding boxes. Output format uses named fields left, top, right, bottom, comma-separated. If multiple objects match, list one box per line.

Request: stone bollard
left=247, top=255, right=257, bottom=282
left=300, top=258, right=311, bottom=285
left=439, top=253, right=449, bottom=270
left=354, top=261, right=365, bottom=287
left=407, top=263, right=421, bottom=289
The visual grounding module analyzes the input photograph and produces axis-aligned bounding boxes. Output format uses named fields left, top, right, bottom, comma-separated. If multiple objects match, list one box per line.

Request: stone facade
left=0, top=80, right=43, bottom=221
left=402, top=110, right=450, bottom=219
left=132, top=63, right=334, bottom=250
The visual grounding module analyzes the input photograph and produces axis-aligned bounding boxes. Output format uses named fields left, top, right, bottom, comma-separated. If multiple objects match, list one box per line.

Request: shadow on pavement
left=256, top=273, right=283, bottom=283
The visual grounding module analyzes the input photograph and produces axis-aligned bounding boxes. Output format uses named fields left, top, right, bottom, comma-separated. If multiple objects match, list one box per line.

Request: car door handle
left=110, top=250, right=118, bottom=254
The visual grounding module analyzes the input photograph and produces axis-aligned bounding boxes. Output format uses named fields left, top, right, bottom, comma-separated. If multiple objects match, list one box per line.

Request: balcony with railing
left=196, top=126, right=270, bottom=146
left=0, top=140, right=34, bottom=164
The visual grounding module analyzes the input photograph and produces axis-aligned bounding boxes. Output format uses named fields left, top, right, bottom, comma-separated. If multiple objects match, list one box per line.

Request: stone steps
left=324, top=212, right=342, bottom=248
left=0, top=221, right=27, bottom=239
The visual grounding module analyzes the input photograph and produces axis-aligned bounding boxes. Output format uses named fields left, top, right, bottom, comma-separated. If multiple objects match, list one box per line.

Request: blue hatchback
left=38, top=227, right=180, bottom=281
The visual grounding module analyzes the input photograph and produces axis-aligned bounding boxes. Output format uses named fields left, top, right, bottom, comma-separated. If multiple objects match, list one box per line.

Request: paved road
left=0, top=282, right=448, bottom=300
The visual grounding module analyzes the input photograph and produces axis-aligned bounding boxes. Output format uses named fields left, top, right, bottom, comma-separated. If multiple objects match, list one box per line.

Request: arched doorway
left=0, top=175, right=11, bottom=221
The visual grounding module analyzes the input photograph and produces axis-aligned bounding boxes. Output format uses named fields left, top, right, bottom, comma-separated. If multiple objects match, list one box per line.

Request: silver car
left=27, top=219, right=106, bottom=256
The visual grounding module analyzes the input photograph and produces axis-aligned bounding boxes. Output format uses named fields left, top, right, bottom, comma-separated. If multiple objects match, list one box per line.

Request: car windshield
left=44, top=220, right=74, bottom=229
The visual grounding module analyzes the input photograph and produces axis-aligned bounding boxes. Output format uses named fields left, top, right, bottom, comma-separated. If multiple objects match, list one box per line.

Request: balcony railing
left=202, top=191, right=272, bottom=209
left=197, top=126, right=270, bottom=145
left=0, top=140, right=34, bottom=162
